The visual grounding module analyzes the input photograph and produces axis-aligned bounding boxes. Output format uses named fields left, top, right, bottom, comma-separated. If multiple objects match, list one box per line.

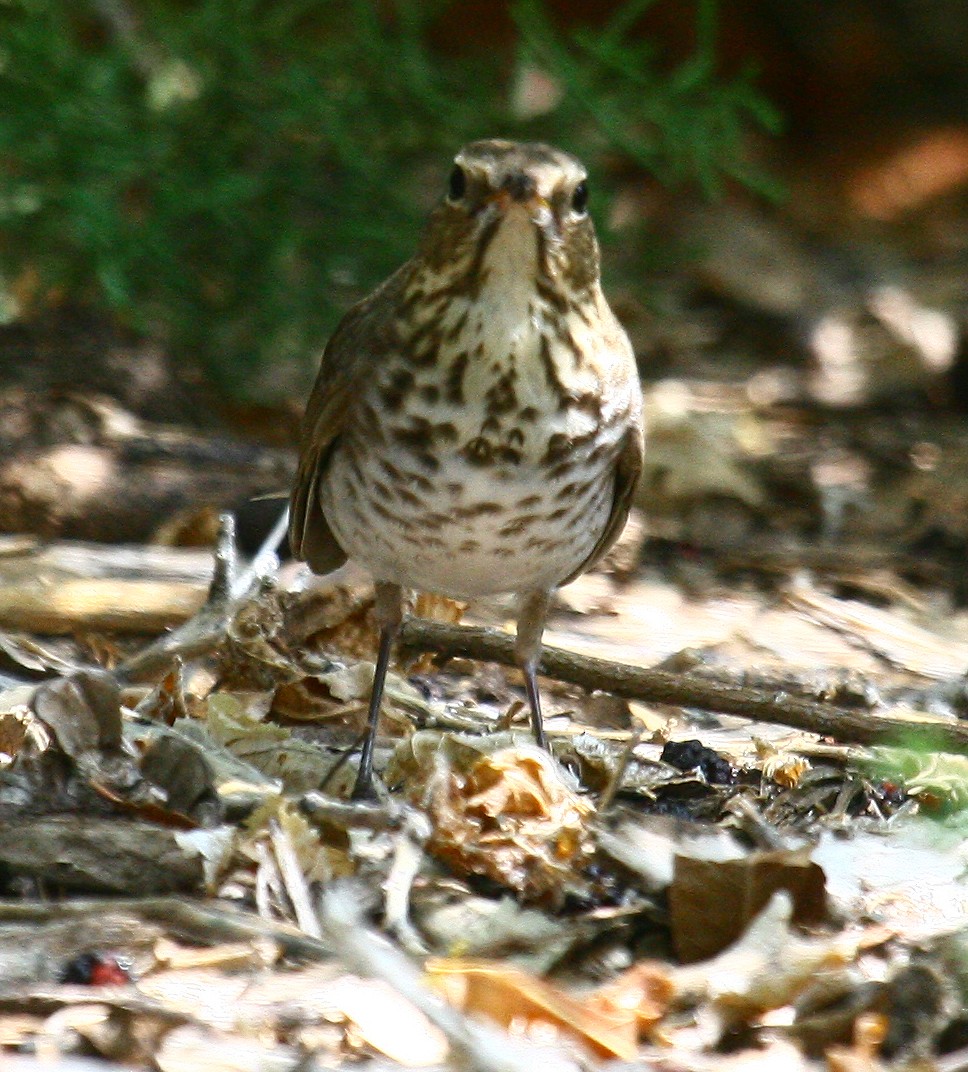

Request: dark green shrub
left=0, top=0, right=779, bottom=397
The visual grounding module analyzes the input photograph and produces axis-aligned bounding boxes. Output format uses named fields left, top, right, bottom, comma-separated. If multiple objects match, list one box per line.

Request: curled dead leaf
left=761, top=753, right=811, bottom=788
left=405, top=737, right=594, bottom=904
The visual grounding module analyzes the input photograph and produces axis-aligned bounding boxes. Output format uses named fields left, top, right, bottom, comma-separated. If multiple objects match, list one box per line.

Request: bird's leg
left=515, top=589, right=552, bottom=751
left=352, top=581, right=404, bottom=800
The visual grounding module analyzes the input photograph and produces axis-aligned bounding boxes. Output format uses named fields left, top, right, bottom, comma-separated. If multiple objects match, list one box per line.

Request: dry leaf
left=586, top=961, right=676, bottom=1036
left=243, top=796, right=352, bottom=881
left=329, top=975, right=449, bottom=1066
left=674, top=892, right=878, bottom=1019
left=825, top=1012, right=889, bottom=1072
left=270, top=675, right=354, bottom=722
left=427, top=958, right=640, bottom=1060
left=0, top=686, right=32, bottom=761
left=139, top=734, right=220, bottom=822
left=31, top=669, right=123, bottom=759
left=409, top=740, right=594, bottom=904
left=670, top=846, right=828, bottom=962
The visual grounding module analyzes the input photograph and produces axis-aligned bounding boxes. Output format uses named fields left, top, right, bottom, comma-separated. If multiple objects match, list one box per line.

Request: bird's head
left=417, top=139, right=601, bottom=298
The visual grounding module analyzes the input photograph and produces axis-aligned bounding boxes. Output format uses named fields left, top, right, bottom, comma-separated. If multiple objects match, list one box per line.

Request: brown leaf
left=427, top=958, right=643, bottom=1060
left=585, top=961, right=676, bottom=1036
left=413, top=743, right=594, bottom=904
left=139, top=734, right=221, bottom=823
left=0, top=686, right=32, bottom=759
left=32, top=668, right=123, bottom=759
left=670, top=847, right=828, bottom=962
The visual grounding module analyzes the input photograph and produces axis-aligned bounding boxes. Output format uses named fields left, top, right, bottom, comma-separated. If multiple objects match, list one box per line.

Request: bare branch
left=398, top=619, right=968, bottom=751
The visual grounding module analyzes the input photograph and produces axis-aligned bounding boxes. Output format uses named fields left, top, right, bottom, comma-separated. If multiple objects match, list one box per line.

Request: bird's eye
left=571, top=180, right=589, bottom=214
left=447, top=165, right=467, bottom=201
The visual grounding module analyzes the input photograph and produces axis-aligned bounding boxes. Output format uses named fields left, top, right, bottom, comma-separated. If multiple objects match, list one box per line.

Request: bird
left=290, top=139, right=644, bottom=798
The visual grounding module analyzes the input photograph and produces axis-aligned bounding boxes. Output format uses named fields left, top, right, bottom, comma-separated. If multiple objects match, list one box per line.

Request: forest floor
left=1, top=140, right=968, bottom=1072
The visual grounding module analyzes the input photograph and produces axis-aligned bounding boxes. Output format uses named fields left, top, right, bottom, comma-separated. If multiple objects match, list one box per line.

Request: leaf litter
left=2, top=404, right=968, bottom=1069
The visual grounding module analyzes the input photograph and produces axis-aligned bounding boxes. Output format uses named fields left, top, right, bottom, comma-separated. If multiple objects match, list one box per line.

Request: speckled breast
left=319, top=314, right=636, bottom=599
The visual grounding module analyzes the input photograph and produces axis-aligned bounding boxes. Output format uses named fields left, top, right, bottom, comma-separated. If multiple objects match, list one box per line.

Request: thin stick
left=0, top=897, right=332, bottom=962
left=269, top=817, right=323, bottom=939
left=397, top=619, right=968, bottom=752
left=595, top=726, right=642, bottom=814
left=115, top=513, right=238, bottom=682
left=231, top=506, right=289, bottom=600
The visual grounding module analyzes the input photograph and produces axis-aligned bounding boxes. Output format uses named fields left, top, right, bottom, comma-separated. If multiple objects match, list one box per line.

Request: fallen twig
left=114, top=513, right=240, bottom=682
left=116, top=508, right=287, bottom=683
left=0, top=896, right=333, bottom=963
left=232, top=504, right=289, bottom=600
left=269, top=817, right=323, bottom=939
left=398, top=619, right=968, bottom=752
left=0, top=536, right=212, bottom=635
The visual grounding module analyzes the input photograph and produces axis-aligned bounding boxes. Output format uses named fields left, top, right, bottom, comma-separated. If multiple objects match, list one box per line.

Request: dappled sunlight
left=849, top=126, right=968, bottom=219
left=808, top=313, right=868, bottom=407
left=867, top=285, right=958, bottom=373
left=44, top=444, right=116, bottom=502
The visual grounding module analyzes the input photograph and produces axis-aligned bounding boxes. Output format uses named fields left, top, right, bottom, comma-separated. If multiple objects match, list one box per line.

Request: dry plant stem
left=398, top=619, right=968, bottom=751
left=0, top=994, right=191, bottom=1025
left=0, top=897, right=332, bottom=962
left=116, top=508, right=287, bottom=684
left=383, top=811, right=432, bottom=956
left=231, top=504, right=289, bottom=600
left=255, top=840, right=284, bottom=923
left=595, top=726, right=642, bottom=814
left=115, top=512, right=239, bottom=682
left=936, top=1045, right=968, bottom=1072
left=268, top=817, right=323, bottom=939
left=118, top=506, right=286, bottom=684
left=300, top=792, right=409, bottom=831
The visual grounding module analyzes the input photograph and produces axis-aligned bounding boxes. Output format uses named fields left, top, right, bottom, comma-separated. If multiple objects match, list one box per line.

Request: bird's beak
left=486, top=188, right=513, bottom=213
left=485, top=187, right=551, bottom=218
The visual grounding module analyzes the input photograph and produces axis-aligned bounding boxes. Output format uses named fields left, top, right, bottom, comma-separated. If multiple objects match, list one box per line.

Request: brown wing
left=560, top=417, right=644, bottom=587
left=288, top=350, right=353, bottom=575
left=289, top=267, right=408, bottom=575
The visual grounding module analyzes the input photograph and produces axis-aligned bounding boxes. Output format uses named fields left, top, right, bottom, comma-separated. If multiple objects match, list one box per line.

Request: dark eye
left=447, top=165, right=467, bottom=201
left=571, top=180, right=589, bottom=214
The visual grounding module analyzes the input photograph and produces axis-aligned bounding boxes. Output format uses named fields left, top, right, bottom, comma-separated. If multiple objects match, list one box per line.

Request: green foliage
left=511, top=0, right=782, bottom=197
left=0, top=0, right=779, bottom=397
left=865, top=743, right=968, bottom=815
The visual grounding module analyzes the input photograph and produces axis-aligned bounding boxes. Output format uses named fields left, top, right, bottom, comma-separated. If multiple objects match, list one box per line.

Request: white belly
left=321, top=444, right=616, bottom=598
